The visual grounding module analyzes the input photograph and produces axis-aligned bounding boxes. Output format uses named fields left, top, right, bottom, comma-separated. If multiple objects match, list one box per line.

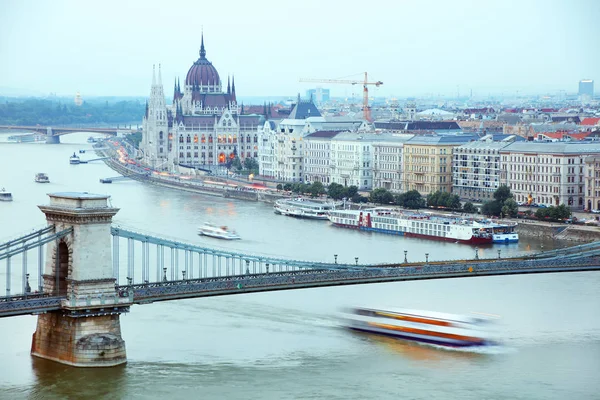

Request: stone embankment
left=514, top=219, right=600, bottom=242
left=100, top=155, right=286, bottom=204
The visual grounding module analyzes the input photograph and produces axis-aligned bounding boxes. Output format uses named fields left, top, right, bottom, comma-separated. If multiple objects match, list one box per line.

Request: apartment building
left=330, top=132, right=379, bottom=190
left=371, top=133, right=414, bottom=192
left=303, top=130, right=344, bottom=184
left=500, top=142, right=600, bottom=209
left=584, top=155, right=600, bottom=211
left=453, top=141, right=511, bottom=201
left=403, top=135, right=476, bottom=195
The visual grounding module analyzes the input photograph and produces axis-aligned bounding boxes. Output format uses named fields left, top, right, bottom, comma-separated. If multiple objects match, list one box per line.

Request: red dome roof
left=185, top=36, right=220, bottom=87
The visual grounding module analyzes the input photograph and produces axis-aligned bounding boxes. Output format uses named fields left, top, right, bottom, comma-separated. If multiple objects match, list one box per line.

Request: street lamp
left=162, top=267, right=168, bottom=282
left=265, top=263, right=270, bottom=274
left=475, top=247, right=479, bottom=260
left=355, top=257, right=359, bottom=266
left=497, top=249, right=501, bottom=259
left=182, top=271, right=186, bottom=280
left=404, top=250, right=408, bottom=263
left=425, top=253, right=429, bottom=264
left=334, top=254, right=338, bottom=264
left=245, top=260, right=250, bottom=274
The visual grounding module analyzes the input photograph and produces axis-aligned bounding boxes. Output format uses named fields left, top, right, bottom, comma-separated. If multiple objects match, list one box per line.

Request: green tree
left=427, top=191, right=440, bottom=208
left=283, top=183, right=292, bottom=191
left=370, top=188, right=394, bottom=204
left=494, top=184, right=513, bottom=203
left=463, top=201, right=477, bottom=213
left=482, top=200, right=502, bottom=216
left=345, top=186, right=358, bottom=199
left=501, top=198, right=519, bottom=218
left=231, top=157, right=242, bottom=170
left=397, top=190, right=425, bottom=209
left=327, top=183, right=345, bottom=200
left=243, top=157, right=259, bottom=172
left=276, top=184, right=283, bottom=191
left=309, top=181, right=325, bottom=197
left=447, top=194, right=462, bottom=210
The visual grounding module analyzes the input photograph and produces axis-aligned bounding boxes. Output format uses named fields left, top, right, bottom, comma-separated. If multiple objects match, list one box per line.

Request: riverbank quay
left=96, top=142, right=599, bottom=243
left=96, top=147, right=288, bottom=203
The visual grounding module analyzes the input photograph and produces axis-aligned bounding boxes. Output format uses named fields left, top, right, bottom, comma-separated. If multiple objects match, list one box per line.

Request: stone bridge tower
left=31, top=192, right=130, bottom=367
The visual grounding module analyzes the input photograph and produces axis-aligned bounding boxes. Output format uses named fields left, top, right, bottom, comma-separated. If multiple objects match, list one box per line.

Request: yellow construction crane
left=299, top=72, right=383, bottom=121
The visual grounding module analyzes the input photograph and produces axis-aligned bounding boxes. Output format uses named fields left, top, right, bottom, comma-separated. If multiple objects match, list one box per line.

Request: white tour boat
left=0, top=188, right=13, bottom=202
left=274, top=198, right=341, bottom=220
left=343, top=307, right=497, bottom=348
left=69, top=153, right=81, bottom=164
left=35, top=173, right=50, bottom=183
left=327, top=208, right=518, bottom=245
left=198, top=223, right=241, bottom=240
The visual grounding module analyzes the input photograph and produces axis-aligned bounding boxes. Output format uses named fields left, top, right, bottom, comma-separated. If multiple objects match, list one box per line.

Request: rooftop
left=502, top=142, right=600, bottom=154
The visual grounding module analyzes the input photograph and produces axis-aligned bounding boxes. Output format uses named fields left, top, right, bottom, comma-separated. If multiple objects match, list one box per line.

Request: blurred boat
left=35, top=173, right=50, bottom=183
left=0, top=188, right=13, bottom=202
left=198, top=223, right=241, bottom=240
left=343, top=307, right=496, bottom=348
left=69, top=153, right=80, bottom=164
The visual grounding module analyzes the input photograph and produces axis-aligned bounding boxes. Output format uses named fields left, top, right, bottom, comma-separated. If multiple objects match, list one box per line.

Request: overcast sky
left=0, top=0, right=598, bottom=99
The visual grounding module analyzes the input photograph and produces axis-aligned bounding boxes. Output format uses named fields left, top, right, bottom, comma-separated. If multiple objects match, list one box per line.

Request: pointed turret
left=227, top=76, right=231, bottom=94
left=158, top=64, right=162, bottom=86
left=152, top=65, right=156, bottom=86
left=173, top=78, right=178, bottom=102
left=145, top=100, right=149, bottom=118
left=231, top=75, right=236, bottom=102
left=199, top=32, right=206, bottom=59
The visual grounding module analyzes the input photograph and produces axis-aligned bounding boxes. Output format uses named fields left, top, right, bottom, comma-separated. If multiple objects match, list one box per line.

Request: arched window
left=179, top=136, right=184, bottom=143
left=194, top=135, right=198, bottom=143
left=159, top=131, right=164, bottom=140
left=186, top=136, right=191, bottom=143
left=201, top=134, right=206, bottom=143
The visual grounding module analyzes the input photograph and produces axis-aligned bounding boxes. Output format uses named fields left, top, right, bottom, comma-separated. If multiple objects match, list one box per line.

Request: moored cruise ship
left=327, top=208, right=517, bottom=244
left=344, top=307, right=497, bottom=348
left=274, top=198, right=341, bottom=220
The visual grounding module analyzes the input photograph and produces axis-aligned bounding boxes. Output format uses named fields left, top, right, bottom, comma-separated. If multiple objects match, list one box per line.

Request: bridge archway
left=57, top=241, right=69, bottom=296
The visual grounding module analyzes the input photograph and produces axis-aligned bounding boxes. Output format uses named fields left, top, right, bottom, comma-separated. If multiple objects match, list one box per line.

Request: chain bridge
left=1, top=192, right=599, bottom=367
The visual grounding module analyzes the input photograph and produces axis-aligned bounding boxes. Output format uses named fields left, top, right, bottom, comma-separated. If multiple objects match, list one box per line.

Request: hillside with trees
left=0, top=98, right=145, bottom=126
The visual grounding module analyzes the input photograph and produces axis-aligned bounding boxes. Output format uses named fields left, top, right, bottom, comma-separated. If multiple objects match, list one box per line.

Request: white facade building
left=257, top=98, right=321, bottom=182
left=500, top=142, right=600, bottom=209
left=330, top=132, right=380, bottom=190
left=303, top=131, right=345, bottom=184
left=371, top=133, right=414, bottom=192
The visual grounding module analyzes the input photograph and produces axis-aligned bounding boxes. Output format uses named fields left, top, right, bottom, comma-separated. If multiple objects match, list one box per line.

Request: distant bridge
left=0, top=125, right=140, bottom=144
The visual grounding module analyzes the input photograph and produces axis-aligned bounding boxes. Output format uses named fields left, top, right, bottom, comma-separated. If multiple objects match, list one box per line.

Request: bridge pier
left=45, top=128, right=60, bottom=144
left=31, top=192, right=129, bottom=367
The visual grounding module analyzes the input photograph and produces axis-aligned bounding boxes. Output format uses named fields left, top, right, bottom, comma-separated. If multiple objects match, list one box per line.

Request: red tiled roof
left=537, top=132, right=591, bottom=141
left=581, top=117, right=600, bottom=126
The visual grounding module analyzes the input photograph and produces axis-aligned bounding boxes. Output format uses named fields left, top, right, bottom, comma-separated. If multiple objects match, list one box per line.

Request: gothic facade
left=141, top=35, right=262, bottom=170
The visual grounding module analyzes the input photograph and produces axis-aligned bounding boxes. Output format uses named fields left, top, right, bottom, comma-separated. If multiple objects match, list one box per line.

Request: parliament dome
left=185, top=35, right=220, bottom=87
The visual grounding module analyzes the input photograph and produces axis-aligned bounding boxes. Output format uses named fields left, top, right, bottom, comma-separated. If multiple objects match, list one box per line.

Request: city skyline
left=0, top=0, right=598, bottom=98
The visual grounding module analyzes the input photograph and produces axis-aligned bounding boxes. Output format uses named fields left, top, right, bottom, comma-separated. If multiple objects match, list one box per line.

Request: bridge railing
left=0, top=225, right=73, bottom=299
left=118, top=255, right=600, bottom=303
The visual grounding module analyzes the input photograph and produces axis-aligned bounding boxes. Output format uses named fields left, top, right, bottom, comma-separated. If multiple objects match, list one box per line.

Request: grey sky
left=0, top=0, right=598, bottom=99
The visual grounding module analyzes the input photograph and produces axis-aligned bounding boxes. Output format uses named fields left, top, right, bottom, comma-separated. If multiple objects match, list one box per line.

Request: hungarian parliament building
left=140, top=35, right=262, bottom=170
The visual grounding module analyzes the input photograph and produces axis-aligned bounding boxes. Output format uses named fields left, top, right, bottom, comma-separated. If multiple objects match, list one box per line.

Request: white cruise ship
left=328, top=208, right=518, bottom=244
left=274, top=198, right=341, bottom=220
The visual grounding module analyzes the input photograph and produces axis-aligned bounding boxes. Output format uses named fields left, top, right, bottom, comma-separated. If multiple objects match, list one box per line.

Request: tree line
left=0, top=98, right=144, bottom=125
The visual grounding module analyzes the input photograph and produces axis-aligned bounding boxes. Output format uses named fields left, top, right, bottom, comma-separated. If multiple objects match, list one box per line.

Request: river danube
left=0, top=132, right=598, bottom=400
